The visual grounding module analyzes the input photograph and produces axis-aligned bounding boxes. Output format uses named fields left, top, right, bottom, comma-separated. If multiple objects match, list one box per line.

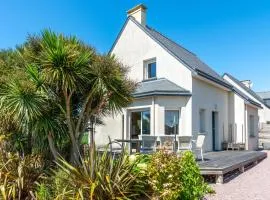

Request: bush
left=146, top=150, right=212, bottom=200
left=179, top=151, right=212, bottom=200
left=147, top=151, right=182, bottom=200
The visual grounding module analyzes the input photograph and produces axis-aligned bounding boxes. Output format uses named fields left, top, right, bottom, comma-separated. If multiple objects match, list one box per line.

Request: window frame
left=143, top=58, right=157, bottom=80
left=199, top=109, right=206, bottom=133
left=249, top=115, right=255, bottom=137
left=130, top=109, right=151, bottom=138
left=164, top=109, right=180, bottom=135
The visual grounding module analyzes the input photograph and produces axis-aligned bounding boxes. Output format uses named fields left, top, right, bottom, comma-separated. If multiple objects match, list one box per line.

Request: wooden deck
left=198, top=151, right=267, bottom=184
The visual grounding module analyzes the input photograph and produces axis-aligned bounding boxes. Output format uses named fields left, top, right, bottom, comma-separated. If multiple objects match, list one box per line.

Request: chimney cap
left=127, top=4, right=147, bottom=15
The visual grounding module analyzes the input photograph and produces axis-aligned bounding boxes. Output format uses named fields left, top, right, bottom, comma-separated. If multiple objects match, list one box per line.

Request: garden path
left=206, top=150, right=270, bottom=200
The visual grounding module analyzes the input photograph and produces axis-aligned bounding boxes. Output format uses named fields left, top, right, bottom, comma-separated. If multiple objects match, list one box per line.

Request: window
left=165, top=110, right=179, bottom=135
left=249, top=115, right=255, bottom=137
left=131, top=110, right=150, bottom=139
left=199, top=109, right=206, bottom=133
left=144, top=59, right=156, bottom=79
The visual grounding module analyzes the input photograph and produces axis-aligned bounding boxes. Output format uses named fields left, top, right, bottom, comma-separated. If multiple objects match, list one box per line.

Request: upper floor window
left=144, top=59, right=156, bottom=79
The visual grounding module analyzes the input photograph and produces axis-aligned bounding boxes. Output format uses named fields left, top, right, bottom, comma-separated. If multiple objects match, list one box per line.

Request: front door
left=212, top=112, right=218, bottom=151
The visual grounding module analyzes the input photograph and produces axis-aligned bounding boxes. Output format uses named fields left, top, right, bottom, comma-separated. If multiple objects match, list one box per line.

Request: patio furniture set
left=115, top=134, right=205, bottom=161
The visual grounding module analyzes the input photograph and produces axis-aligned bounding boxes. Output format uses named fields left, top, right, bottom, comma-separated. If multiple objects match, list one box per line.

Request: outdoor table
left=115, top=139, right=142, bottom=154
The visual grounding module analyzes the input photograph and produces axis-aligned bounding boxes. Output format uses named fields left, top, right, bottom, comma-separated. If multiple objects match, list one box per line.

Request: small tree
left=0, top=30, right=136, bottom=163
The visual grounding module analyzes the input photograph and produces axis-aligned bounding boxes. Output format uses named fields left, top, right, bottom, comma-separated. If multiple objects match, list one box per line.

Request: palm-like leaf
left=38, top=29, right=94, bottom=92
left=0, top=81, right=47, bottom=124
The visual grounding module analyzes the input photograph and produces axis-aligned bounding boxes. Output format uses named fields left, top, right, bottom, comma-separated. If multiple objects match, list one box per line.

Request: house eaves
left=224, top=73, right=267, bottom=108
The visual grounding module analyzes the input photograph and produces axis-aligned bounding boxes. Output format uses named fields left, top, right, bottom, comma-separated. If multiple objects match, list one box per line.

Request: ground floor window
left=165, top=110, right=179, bottom=135
left=249, top=115, right=255, bottom=137
left=199, top=109, right=206, bottom=133
left=131, top=110, right=150, bottom=139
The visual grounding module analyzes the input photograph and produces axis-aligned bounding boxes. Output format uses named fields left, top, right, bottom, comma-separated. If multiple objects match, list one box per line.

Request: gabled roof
left=232, top=86, right=262, bottom=108
left=224, top=73, right=267, bottom=108
left=110, top=16, right=231, bottom=89
left=133, top=78, right=191, bottom=98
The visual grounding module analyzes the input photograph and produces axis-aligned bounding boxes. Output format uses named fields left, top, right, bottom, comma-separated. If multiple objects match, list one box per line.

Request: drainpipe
left=152, top=96, right=155, bottom=136
left=244, top=104, right=247, bottom=150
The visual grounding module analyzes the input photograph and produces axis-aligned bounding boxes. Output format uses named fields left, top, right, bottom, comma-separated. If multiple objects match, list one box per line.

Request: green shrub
left=145, top=150, right=212, bottom=200
left=35, top=170, right=70, bottom=200
left=179, top=151, right=212, bottom=200
left=147, top=150, right=182, bottom=200
left=35, top=183, right=52, bottom=200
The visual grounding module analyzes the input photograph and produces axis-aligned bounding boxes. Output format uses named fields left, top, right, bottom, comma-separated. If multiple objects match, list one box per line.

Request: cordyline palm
left=15, top=30, right=135, bottom=163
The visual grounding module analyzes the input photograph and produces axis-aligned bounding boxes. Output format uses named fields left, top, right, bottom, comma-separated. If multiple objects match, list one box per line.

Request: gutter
left=195, top=69, right=233, bottom=90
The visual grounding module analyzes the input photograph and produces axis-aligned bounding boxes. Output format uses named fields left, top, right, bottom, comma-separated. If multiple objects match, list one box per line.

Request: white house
left=95, top=4, right=262, bottom=151
left=223, top=74, right=263, bottom=150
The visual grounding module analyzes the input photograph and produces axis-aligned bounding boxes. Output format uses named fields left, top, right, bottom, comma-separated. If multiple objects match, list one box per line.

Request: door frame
left=212, top=111, right=218, bottom=151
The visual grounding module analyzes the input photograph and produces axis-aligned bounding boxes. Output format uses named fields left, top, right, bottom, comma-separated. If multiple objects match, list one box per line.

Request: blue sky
left=1, top=0, right=270, bottom=91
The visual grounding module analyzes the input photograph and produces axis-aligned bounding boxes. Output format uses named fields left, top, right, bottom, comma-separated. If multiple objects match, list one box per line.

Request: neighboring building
left=223, top=74, right=262, bottom=150
left=257, top=91, right=270, bottom=123
left=95, top=4, right=261, bottom=151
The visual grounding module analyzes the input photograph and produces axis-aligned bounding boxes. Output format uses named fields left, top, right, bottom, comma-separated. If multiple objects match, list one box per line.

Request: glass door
left=131, top=110, right=150, bottom=139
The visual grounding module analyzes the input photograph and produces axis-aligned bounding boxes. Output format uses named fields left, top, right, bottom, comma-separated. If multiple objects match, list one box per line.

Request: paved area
left=205, top=151, right=270, bottom=200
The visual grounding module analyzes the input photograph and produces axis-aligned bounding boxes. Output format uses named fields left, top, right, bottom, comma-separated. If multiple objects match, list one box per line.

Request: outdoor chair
left=138, top=135, right=158, bottom=153
left=177, top=136, right=192, bottom=152
left=158, top=135, right=176, bottom=152
left=193, top=135, right=205, bottom=161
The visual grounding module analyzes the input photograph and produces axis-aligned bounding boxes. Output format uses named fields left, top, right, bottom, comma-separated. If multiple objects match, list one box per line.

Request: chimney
left=241, top=80, right=253, bottom=89
left=127, top=4, right=147, bottom=26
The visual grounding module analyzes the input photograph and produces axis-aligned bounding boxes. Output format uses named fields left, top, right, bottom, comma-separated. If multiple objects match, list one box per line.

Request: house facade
left=95, top=4, right=263, bottom=151
left=223, top=74, right=262, bottom=150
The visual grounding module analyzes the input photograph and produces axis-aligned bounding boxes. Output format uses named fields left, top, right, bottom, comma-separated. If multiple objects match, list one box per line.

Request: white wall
left=223, top=74, right=267, bottom=125
left=95, top=114, right=123, bottom=147
left=95, top=95, right=191, bottom=146
left=233, top=94, right=246, bottom=144
left=260, top=105, right=270, bottom=125
left=192, top=77, right=229, bottom=152
left=111, top=19, right=193, bottom=91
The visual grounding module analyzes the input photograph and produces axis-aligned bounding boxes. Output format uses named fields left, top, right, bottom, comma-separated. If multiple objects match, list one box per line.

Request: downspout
left=152, top=96, right=155, bottom=136
left=244, top=104, right=247, bottom=150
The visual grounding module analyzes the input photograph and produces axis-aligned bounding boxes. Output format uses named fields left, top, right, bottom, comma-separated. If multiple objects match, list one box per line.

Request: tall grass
left=0, top=152, right=44, bottom=200
left=36, top=147, right=145, bottom=200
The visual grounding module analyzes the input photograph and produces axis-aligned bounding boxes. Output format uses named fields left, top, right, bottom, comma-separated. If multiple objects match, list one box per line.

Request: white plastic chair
left=193, top=135, right=205, bottom=161
left=139, top=135, right=158, bottom=152
left=159, top=135, right=175, bottom=151
left=177, top=136, right=192, bottom=151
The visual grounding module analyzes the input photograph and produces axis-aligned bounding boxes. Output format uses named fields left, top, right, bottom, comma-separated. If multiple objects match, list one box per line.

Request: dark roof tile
left=133, top=78, right=191, bottom=98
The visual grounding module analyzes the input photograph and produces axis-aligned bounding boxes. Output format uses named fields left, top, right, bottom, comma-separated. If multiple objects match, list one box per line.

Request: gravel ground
left=205, top=151, right=270, bottom=200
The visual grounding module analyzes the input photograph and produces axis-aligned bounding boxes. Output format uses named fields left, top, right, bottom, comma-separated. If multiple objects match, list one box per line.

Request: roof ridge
left=224, top=73, right=265, bottom=103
